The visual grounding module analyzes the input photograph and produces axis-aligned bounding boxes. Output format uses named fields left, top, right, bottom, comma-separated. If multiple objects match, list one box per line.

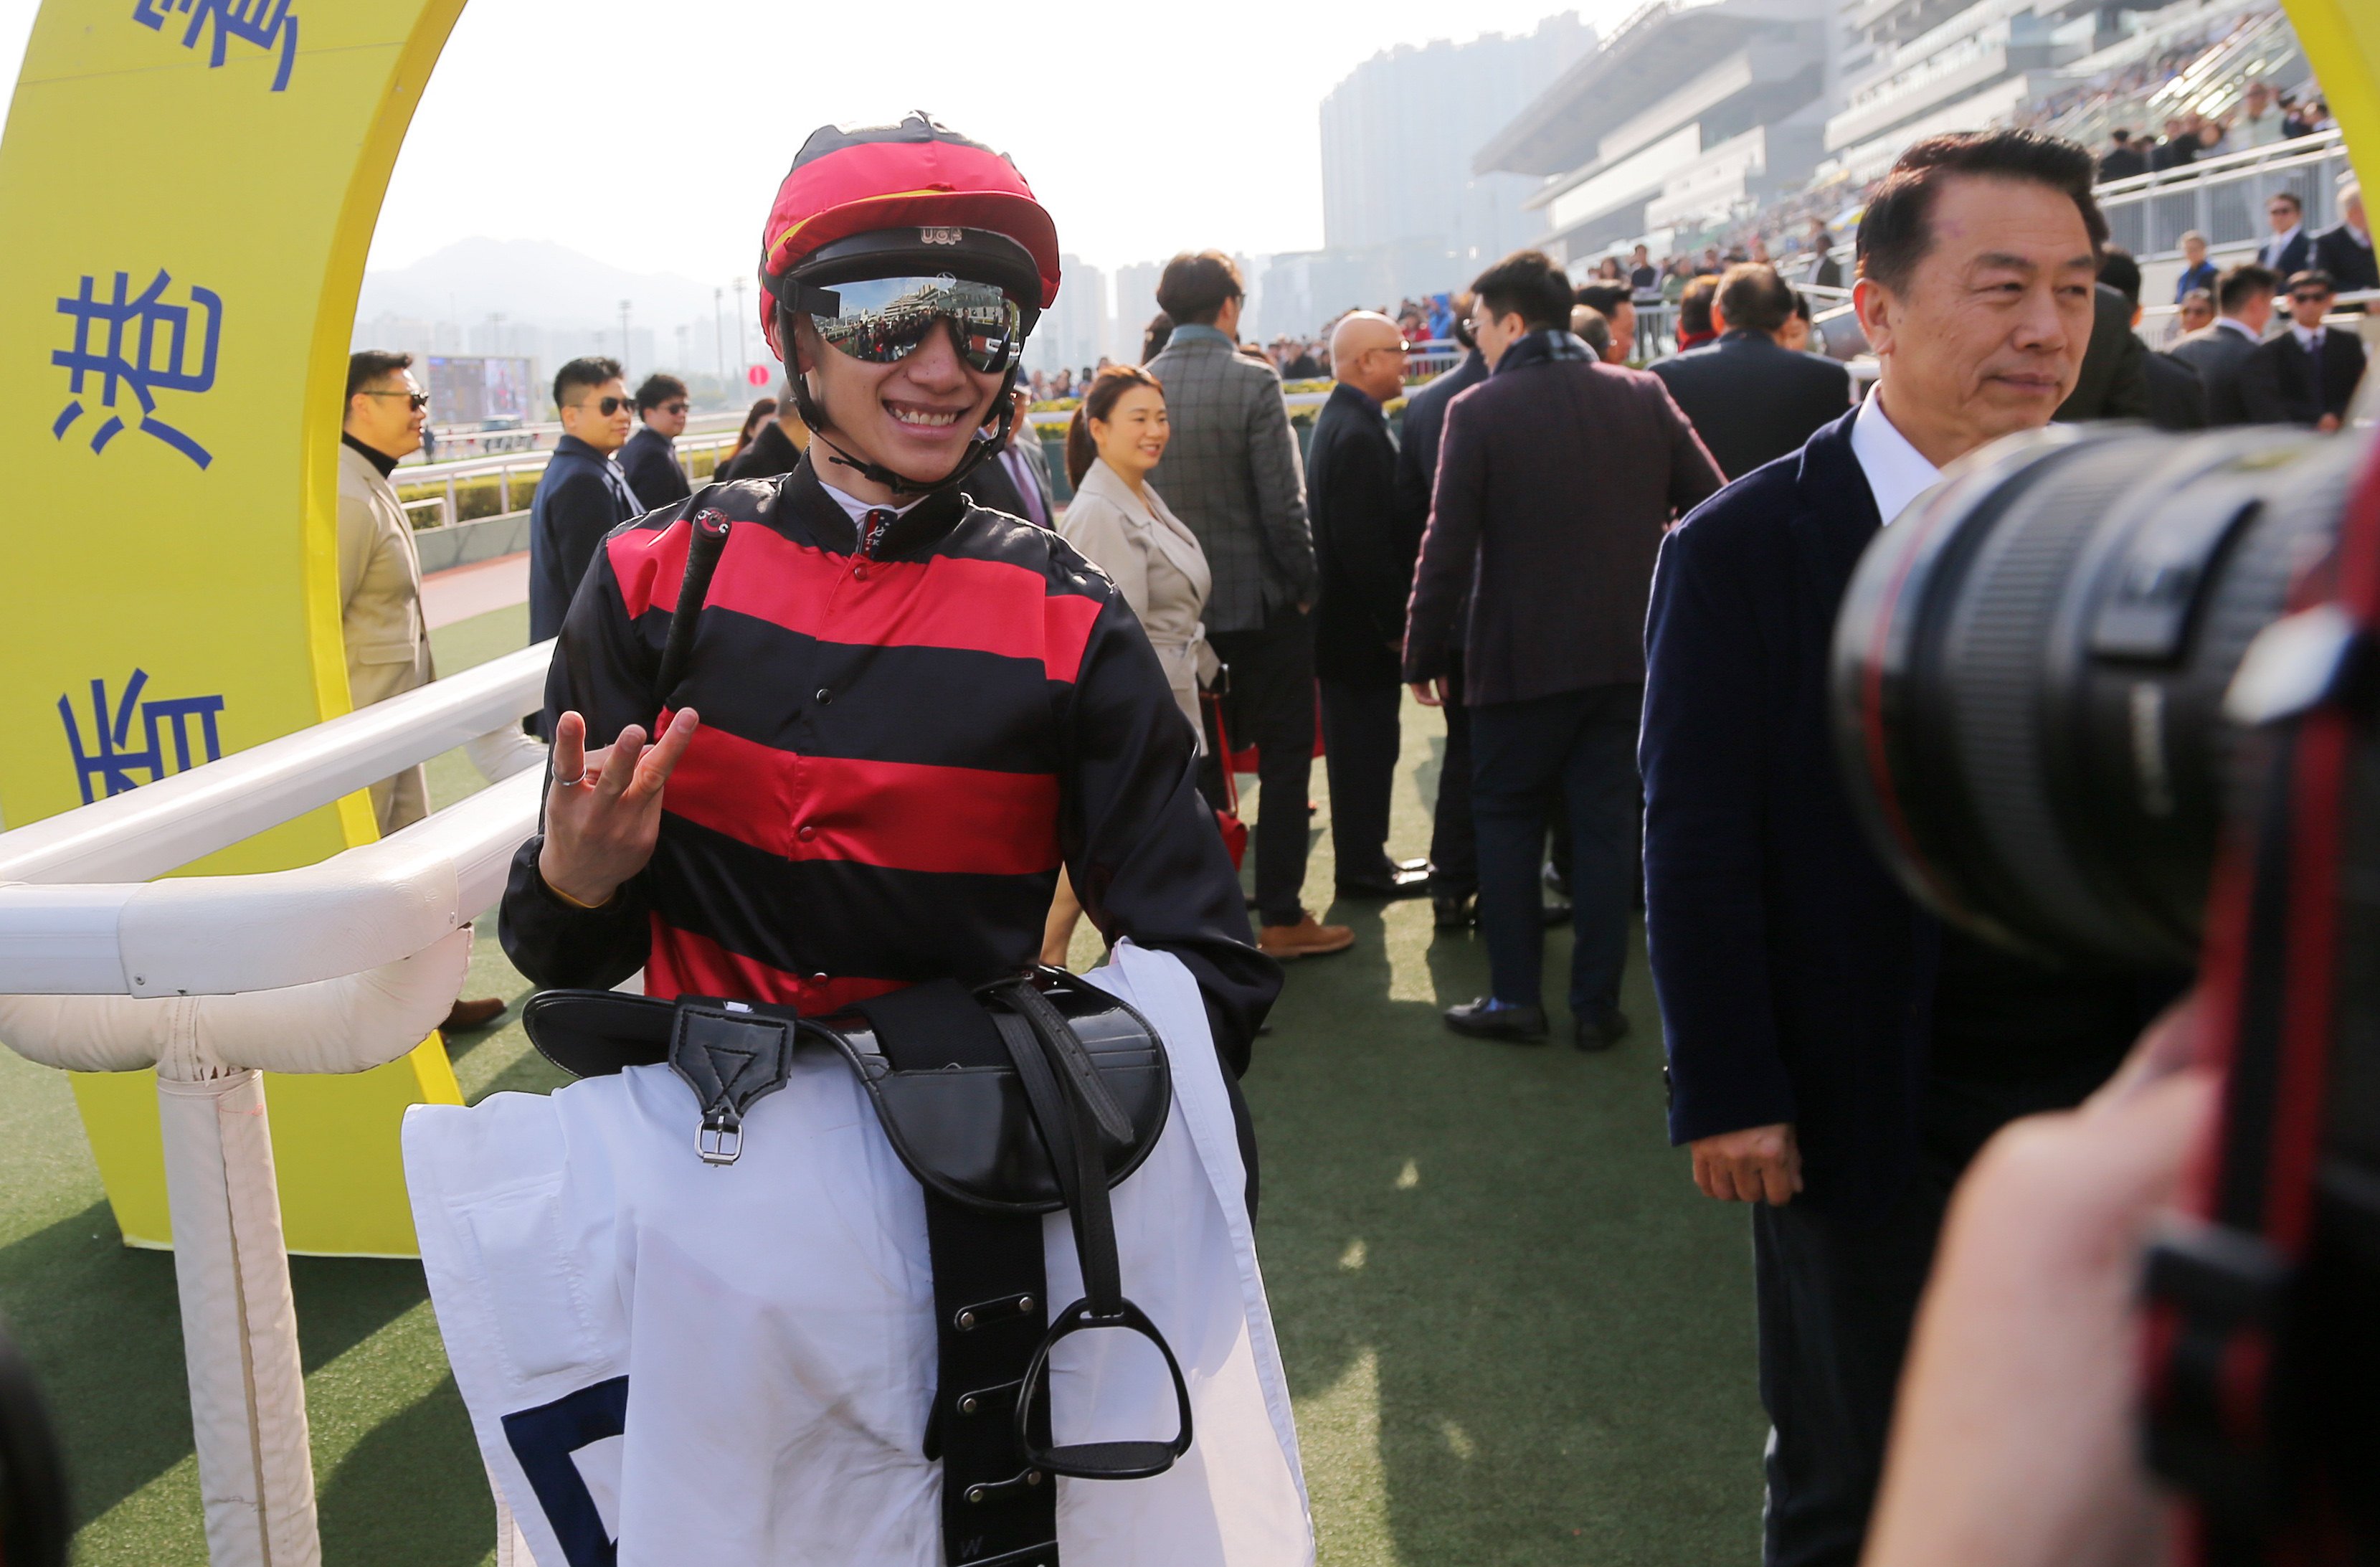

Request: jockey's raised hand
left=536, top=707, right=699, bottom=908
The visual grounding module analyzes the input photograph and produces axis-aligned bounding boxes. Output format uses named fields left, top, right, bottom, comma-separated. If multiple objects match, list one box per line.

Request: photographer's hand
left=1690, top=1122, right=1802, bottom=1205
left=536, top=708, right=700, bottom=909
left=1862, top=998, right=2217, bottom=1567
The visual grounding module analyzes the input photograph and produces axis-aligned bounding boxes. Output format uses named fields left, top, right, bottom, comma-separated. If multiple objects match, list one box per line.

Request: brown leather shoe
left=440, top=997, right=507, bottom=1034
left=1258, top=913, right=1355, bottom=959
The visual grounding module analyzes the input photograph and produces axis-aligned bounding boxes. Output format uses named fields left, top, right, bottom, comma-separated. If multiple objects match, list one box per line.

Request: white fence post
left=0, top=643, right=554, bottom=1567
left=157, top=1058, right=320, bottom=1567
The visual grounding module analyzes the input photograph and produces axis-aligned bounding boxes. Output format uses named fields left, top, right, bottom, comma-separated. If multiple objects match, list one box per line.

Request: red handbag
left=1200, top=688, right=1250, bottom=871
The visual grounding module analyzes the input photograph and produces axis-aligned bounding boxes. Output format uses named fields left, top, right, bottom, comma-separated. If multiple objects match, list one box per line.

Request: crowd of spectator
left=1026, top=126, right=2364, bottom=1567
left=2092, top=79, right=2336, bottom=181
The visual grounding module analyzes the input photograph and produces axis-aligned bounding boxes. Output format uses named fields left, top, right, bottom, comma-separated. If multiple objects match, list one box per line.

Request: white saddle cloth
left=404, top=942, right=1314, bottom=1566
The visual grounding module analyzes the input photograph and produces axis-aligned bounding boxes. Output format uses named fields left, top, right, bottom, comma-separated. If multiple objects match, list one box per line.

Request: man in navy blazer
left=2257, top=189, right=2312, bottom=284
left=1643, top=130, right=2151, bottom=1567
left=2240, top=269, right=2369, bottom=429
left=530, top=356, right=645, bottom=646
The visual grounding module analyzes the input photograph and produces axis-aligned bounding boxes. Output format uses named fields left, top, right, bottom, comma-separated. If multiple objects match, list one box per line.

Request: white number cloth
left=403, top=942, right=1314, bottom=1566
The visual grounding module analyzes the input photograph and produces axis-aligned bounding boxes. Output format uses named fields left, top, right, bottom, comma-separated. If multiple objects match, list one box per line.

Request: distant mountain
left=357, top=237, right=724, bottom=333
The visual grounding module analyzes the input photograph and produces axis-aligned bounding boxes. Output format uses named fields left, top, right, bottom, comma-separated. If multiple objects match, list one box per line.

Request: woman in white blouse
left=1042, top=364, right=1218, bottom=964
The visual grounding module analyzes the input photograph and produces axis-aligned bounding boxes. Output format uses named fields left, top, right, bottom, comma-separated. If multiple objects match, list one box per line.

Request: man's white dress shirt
left=1848, top=387, right=1943, bottom=528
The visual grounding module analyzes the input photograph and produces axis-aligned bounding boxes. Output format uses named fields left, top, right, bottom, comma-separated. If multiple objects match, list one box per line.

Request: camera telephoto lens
left=1831, top=424, right=2368, bottom=969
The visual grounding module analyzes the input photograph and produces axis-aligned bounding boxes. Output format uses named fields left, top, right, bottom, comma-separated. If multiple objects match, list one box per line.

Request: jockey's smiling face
left=769, top=311, right=1007, bottom=501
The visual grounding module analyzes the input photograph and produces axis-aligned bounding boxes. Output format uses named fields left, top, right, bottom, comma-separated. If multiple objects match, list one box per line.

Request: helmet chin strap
left=794, top=361, right=1021, bottom=500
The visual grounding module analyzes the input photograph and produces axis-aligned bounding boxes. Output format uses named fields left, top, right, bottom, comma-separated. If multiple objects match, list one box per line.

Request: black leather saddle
left=523, top=968, right=1192, bottom=1566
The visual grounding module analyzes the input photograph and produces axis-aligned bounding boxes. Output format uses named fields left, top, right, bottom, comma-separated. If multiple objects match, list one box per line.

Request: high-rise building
left=1321, top=13, right=1599, bottom=273
left=1113, top=262, right=1163, bottom=358
left=1030, top=254, right=1109, bottom=374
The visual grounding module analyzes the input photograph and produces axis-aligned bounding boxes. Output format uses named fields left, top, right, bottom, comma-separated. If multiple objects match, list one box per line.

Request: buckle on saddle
left=667, top=1003, right=797, bottom=1167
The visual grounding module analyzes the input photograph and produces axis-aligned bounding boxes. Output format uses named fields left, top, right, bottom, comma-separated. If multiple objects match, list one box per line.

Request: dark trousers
left=1318, top=678, right=1401, bottom=885
left=1208, top=612, right=1317, bottom=927
left=1751, top=1180, right=1944, bottom=1567
left=1469, top=682, right=1641, bottom=1015
left=1751, top=1063, right=2120, bottom=1566
left=1429, top=653, right=1476, bottom=898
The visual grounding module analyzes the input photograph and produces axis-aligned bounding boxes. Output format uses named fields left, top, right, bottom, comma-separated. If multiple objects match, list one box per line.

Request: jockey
left=445, top=113, right=1307, bottom=1567
left=499, top=110, right=1277, bottom=1099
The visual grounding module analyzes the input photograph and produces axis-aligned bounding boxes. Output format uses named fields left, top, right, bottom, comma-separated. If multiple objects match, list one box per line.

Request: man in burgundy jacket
left=1404, top=250, right=1721, bottom=1049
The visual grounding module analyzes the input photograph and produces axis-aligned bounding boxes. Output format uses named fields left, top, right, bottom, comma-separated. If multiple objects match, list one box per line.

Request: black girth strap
left=853, top=983, right=1058, bottom=1567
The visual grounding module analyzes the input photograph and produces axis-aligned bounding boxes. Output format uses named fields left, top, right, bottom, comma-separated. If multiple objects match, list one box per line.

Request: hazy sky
left=0, top=0, right=1616, bottom=286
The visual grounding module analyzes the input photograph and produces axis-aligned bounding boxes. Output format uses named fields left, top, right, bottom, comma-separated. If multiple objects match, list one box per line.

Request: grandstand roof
left=1472, top=0, right=1826, bottom=176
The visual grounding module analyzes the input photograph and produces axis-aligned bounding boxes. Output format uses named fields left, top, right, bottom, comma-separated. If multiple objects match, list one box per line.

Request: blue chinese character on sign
left=59, top=670, right=228, bottom=805
left=133, top=0, right=298, bottom=93
left=52, top=270, right=222, bottom=470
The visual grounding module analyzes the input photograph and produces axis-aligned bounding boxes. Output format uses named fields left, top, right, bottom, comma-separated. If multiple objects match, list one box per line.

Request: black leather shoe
left=1337, top=859, right=1435, bottom=900
left=1542, top=899, right=1573, bottom=928
left=1574, top=1008, right=1630, bottom=1052
left=1431, top=889, right=1476, bottom=930
left=1443, top=998, right=1549, bottom=1042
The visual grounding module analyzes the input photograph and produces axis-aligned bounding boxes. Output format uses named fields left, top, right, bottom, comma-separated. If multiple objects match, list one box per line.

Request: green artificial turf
left=0, top=599, right=1767, bottom=1564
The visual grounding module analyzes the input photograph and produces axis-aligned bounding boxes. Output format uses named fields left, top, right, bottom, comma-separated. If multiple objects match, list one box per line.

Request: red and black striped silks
left=499, top=455, right=1279, bottom=1073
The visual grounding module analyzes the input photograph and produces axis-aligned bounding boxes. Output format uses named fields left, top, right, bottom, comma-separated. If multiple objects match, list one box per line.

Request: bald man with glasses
left=1312, top=311, right=1431, bottom=900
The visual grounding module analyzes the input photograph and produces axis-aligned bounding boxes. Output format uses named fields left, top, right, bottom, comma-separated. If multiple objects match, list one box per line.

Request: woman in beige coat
left=1041, top=365, right=1218, bottom=964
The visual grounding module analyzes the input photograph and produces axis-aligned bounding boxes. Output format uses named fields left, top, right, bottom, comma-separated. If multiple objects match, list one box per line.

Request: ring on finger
left=556, top=770, right=587, bottom=787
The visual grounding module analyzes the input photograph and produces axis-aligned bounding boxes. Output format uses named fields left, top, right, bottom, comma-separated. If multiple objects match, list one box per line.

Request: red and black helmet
left=756, top=113, right=1059, bottom=495
left=759, top=112, right=1062, bottom=328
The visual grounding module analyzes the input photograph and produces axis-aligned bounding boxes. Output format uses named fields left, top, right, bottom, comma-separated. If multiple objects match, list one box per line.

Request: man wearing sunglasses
left=528, top=355, right=645, bottom=645
left=620, top=372, right=694, bottom=507
left=337, top=349, right=507, bottom=1032
left=2241, top=268, right=2369, bottom=431
left=479, top=112, right=1292, bottom=1563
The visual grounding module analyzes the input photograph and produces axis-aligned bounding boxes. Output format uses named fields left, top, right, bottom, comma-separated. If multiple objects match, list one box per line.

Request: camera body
left=1831, top=424, right=2380, bottom=1563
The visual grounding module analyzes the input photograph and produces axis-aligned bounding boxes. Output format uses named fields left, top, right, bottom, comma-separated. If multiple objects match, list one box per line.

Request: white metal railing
left=1404, top=339, right=1463, bottom=380
left=0, top=645, right=552, bottom=1567
left=2137, top=287, right=2380, bottom=346
left=406, top=408, right=745, bottom=466
left=398, top=427, right=748, bottom=529
left=2094, top=128, right=2350, bottom=261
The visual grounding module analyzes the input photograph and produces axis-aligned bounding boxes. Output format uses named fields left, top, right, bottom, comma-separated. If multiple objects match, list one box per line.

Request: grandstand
left=1487, top=0, right=2347, bottom=304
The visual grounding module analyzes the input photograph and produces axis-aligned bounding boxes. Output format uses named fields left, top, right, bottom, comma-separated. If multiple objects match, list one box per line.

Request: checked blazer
left=1144, top=327, right=1314, bottom=633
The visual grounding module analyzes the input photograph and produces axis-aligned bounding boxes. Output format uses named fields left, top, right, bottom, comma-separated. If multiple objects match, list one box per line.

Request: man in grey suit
left=1147, top=250, right=1351, bottom=960
left=2170, top=262, right=2277, bottom=425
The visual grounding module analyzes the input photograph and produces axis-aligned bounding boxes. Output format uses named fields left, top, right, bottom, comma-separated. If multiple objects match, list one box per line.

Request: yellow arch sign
left=0, top=0, right=468, bottom=1255
left=0, top=0, right=2371, bottom=1258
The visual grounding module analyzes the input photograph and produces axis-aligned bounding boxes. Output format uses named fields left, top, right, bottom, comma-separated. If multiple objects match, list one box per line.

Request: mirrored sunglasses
left=805, top=275, right=1026, bottom=375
